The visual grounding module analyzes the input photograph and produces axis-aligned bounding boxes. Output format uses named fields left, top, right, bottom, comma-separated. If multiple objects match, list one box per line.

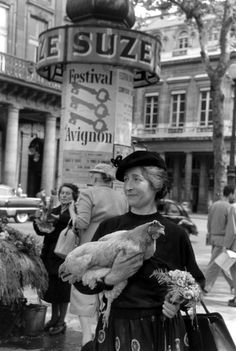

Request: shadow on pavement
left=0, top=329, right=81, bottom=351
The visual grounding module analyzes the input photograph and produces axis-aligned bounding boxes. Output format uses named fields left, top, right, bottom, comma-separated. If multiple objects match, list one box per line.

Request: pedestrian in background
left=33, top=183, right=79, bottom=335
left=69, top=163, right=128, bottom=351
left=224, top=203, right=236, bottom=306
left=204, top=185, right=235, bottom=293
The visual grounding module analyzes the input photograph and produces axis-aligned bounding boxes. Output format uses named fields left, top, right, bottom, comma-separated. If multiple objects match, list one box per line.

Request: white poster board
left=60, top=64, right=133, bottom=186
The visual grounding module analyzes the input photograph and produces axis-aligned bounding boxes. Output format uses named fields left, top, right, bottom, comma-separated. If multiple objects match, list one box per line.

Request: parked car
left=0, top=184, right=41, bottom=223
left=156, top=198, right=198, bottom=236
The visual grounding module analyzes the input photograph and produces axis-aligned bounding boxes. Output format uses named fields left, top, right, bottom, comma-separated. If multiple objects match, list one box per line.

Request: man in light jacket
left=224, top=203, right=236, bottom=306
left=204, top=185, right=235, bottom=294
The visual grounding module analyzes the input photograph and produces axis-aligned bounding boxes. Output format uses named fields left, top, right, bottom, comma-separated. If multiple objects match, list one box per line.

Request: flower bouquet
left=150, top=269, right=201, bottom=311
left=34, top=193, right=55, bottom=233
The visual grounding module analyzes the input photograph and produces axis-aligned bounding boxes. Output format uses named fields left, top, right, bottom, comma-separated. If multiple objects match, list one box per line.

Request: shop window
left=144, top=94, right=159, bottom=129
left=170, top=92, right=186, bottom=128
left=199, top=90, right=213, bottom=127
left=0, top=4, right=8, bottom=53
left=27, top=15, right=48, bottom=62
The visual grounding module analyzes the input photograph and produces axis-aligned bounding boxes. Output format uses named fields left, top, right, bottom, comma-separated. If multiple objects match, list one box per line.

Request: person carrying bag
left=33, top=183, right=79, bottom=336
left=54, top=219, right=80, bottom=259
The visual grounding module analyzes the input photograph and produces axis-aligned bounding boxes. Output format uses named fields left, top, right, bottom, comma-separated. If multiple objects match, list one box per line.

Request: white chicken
left=59, top=220, right=165, bottom=326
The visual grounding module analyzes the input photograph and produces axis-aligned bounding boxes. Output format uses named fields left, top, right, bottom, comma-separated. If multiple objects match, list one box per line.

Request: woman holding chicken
left=72, top=151, right=205, bottom=351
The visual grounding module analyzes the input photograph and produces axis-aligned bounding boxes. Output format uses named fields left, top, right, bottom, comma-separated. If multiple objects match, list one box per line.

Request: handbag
left=183, top=300, right=236, bottom=351
left=54, top=220, right=78, bottom=259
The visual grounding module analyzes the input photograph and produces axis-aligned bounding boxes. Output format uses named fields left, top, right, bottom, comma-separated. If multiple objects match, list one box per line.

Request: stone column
left=160, top=152, right=166, bottom=161
left=41, top=114, right=57, bottom=196
left=172, top=156, right=180, bottom=201
left=184, top=152, right=192, bottom=202
left=4, top=105, right=20, bottom=187
left=198, top=157, right=208, bottom=212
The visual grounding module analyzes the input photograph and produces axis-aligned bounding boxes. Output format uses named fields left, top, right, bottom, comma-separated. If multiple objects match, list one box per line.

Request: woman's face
left=59, top=186, right=74, bottom=205
left=123, top=167, right=157, bottom=213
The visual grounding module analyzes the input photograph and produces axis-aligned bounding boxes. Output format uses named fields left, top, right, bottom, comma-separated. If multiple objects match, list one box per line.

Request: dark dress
left=33, top=205, right=71, bottom=303
left=74, top=211, right=205, bottom=351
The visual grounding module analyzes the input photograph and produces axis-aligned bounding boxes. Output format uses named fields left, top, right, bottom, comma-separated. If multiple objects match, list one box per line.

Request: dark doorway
left=27, top=138, right=44, bottom=197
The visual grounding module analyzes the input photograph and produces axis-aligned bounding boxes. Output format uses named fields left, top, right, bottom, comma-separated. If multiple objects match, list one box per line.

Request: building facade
left=1, top=3, right=235, bottom=212
left=132, top=14, right=236, bottom=213
left=0, top=0, right=68, bottom=196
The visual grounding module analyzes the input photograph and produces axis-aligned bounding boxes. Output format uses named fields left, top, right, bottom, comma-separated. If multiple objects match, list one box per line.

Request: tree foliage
left=133, top=0, right=236, bottom=199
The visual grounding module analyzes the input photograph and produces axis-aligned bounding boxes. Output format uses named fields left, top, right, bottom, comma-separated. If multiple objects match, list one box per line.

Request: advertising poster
left=114, top=70, right=133, bottom=146
left=60, top=64, right=133, bottom=186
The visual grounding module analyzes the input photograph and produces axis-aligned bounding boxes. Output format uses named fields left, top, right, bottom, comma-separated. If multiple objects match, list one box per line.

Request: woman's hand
left=162, top=298, right=180, bottom=319
left=104, top=251, right=144, bottom=286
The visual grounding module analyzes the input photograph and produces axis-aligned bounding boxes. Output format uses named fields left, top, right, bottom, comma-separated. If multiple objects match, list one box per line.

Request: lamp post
left=227, top=63, right=236, bottom=186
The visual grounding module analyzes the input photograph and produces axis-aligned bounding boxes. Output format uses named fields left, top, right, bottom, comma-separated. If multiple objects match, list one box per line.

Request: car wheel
left=15, top=213, right=29, bottom=223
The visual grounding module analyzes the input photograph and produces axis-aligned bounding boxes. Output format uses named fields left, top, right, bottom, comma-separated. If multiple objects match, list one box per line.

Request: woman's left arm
left=73, top=279, right=114, bottom=295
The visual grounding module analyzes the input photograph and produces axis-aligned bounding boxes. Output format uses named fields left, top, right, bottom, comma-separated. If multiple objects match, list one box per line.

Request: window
left=178, top=31, right=188, bottom=49
left=27, top=15, right=48, bottom=61
left=0, top=5, right=8, bottom=53
left=170, top=92, right=186, bottom=127
left=144, top=94, right=159, bottom=129
left=208, top=29, right=219, bottom=42
left=199, top=90, right=213, bottom=127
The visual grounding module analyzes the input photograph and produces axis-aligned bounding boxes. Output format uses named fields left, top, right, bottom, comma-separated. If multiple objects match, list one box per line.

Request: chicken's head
left=147, top=220, right=165, bottom=240
left=128, top=220, right=165, bottom=260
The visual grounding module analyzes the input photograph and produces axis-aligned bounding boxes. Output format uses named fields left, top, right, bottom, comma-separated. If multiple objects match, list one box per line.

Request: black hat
left=116, top=151, right=167, bottom=182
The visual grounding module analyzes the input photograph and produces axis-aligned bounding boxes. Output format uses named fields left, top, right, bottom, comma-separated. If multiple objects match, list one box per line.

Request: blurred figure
left=17, top=183, right=23, bottom=197
left=204, top=185, right=235, bottom=293
left=51, top=188, right=59, bottom=208
left=33, top=183, right=79, bottom=335
left=224, top=203, right=236, bottom=306
left=36, top=188, right=46, bottom=199
left=69, top=163, right=128, bottom=351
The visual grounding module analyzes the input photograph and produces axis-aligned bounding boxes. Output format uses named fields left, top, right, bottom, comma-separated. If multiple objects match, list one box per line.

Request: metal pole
left=228, top=79, right=236, bottom=186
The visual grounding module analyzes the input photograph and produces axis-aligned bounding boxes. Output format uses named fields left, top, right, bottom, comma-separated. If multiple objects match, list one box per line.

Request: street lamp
left=227, top=63, right=236, bottom=186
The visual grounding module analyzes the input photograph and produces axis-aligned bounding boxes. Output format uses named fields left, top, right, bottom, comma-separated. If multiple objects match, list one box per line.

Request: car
left=156, top=198, right=198, bottom=236
left=0, top=184, right=41, bottom=223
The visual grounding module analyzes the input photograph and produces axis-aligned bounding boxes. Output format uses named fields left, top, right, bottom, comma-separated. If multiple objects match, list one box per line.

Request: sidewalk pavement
left=0, top=287, right=97, bottom=351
